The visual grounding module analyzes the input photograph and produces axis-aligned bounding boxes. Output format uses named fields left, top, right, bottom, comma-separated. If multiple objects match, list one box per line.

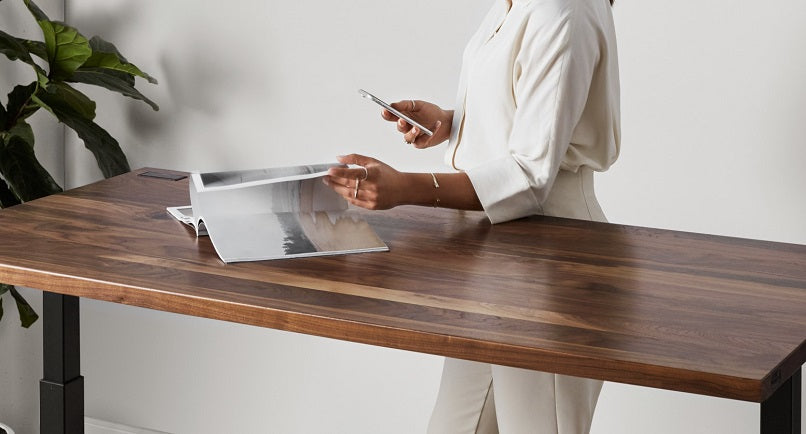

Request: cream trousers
left=428, top=168, right=605, bottom=434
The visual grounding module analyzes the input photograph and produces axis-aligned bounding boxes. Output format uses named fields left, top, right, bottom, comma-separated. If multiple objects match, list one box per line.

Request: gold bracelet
left=430, top=173, right=440, bottom=207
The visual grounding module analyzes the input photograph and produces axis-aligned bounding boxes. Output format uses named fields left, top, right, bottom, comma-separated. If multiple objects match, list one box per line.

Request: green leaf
left=24, top=0, right=93, bottom=80
left=44, top=82, right=97, bottom=120
left=18, top=38, right=48, bottom=60
left=0, top=135, right=63, bottom=202
left=8, top=120, right=35, bottom=146
left=82, top=36, right=158, bottom=84
left=37, top=20, right=92, bottom=79
left=0, top=177, right=22, bottom=208
left=23, top=0, right=50, bottom=22
left=5, top=83, right=39, bottom=128
left=10, top=286, right=39, bottom=328
left=33, top=91, right=130, bottom=178
left=70, top=68, right=159, bottom=111
left=0, top=29, right=35, bottom=65
left=0, top=32, right=48, bottom=77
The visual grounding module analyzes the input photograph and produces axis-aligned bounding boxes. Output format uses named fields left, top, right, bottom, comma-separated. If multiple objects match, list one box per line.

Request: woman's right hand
left=382, top=100, right=452, bottom=149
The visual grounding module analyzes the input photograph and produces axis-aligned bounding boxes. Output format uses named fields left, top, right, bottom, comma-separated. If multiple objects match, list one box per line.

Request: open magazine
left=167, top=163, right=388, bottom=263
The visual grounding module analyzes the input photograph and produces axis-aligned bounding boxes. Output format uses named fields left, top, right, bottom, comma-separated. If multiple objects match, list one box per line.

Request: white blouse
left=445, top=0, right=620, bottom=224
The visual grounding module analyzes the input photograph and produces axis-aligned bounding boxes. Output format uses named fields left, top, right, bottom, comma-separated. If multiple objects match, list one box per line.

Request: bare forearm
left=400, top=172, right=482, bottom=211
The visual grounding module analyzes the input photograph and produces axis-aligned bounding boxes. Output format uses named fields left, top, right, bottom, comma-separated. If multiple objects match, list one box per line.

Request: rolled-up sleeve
left=466, top=4, right=600, bottom=224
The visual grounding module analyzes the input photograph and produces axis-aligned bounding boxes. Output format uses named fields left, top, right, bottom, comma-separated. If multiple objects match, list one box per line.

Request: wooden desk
left=0, top=169, right=804, bottom=433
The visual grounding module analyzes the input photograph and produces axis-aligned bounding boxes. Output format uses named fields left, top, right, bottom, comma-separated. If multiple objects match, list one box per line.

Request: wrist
left=401, top=172, right=439, bottom=207
left=443, top=110, right=454, bottom=132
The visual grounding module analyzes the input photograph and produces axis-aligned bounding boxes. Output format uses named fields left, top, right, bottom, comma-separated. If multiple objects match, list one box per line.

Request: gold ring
left=411, top=100, right=416, bottom=110
left=359, top=166, right=368, bottom=180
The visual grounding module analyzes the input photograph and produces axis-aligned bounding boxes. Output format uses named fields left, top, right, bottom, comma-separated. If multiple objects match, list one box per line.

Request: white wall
left=599, top=1, right=806, bottom=244
left=2, top=0, right=805, bottom=433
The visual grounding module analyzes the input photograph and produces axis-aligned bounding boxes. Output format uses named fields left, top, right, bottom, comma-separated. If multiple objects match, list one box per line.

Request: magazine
left=168, top=163, right=388, bottom=263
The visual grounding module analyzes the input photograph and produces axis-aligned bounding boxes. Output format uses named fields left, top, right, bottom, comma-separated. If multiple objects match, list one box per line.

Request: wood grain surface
left=0, top=169, right=804, bottom=403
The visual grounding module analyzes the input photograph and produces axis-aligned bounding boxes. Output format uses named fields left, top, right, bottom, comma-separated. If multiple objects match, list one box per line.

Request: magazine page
left=190, top=164, right=347, bottom=226
left=203, top=210, right=388, bottom=263
left=193, top=163, right=339, bottom=192
left=167, top=163, right=388, bottom=262
left=166, top=206, right=207, bottom=236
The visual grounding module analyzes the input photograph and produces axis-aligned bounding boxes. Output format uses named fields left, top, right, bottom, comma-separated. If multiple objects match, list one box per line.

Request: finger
left=381, top=109, right=399, bottom=122
left=346, top=196, right=374, bottom=210
left=328, top=167, right=369, bottom=180
left=346, top=187, right=383, bottom=210
left=336, top=154, right=375, bottom=167
left=322, top=176, right=355, bottom=198
left=325, top=176, right=352, bottom=189
left=394, top=100, right=418, bottom=112
left=322, top=174, right=354, bottom=189
left=324, top=178, right=377, bottom=210
left=403, top=126, right=420, bottom=144
left=414, top=120, right=442, bottom=149
left=390, top=100, right=415, bottom=114
left=396, top=118, right=413, bottom=133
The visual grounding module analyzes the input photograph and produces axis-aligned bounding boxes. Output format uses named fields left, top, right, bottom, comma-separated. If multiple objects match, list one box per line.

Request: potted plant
left=0, top=0, right=158, bottom=327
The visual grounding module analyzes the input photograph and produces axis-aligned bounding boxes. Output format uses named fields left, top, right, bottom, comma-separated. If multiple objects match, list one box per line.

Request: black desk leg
left=40, top=292, right=84, bottom=434
left=761, top=368, right=801, bottom=434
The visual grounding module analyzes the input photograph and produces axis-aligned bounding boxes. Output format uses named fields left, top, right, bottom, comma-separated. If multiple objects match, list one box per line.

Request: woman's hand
left=324, top=154, right=484, bottom=212
left=323, top=154, right=411, bottom=210
left=382, top=100, right=452, bottom=149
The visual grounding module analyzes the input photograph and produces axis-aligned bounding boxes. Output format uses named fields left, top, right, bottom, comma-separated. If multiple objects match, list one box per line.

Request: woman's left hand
left=323, top=154, right=409, bottom=210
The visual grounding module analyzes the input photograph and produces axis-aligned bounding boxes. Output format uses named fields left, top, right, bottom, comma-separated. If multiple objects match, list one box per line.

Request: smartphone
left=358, top=89, right=433, bottom=136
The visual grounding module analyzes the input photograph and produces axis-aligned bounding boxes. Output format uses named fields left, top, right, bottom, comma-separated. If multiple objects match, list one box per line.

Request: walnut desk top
left=1, top=169, right=805, bottom=407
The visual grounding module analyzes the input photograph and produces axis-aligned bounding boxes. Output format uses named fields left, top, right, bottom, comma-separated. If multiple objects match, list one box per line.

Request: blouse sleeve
left=465, top=4, right=601, bottom=224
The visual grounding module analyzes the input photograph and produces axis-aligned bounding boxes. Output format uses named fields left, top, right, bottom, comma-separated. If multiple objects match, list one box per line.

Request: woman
left=324, top=0, right=619, bottom=432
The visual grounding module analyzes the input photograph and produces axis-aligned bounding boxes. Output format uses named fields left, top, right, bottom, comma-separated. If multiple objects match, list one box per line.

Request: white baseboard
left=84, top=417, right=170, bottom=434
